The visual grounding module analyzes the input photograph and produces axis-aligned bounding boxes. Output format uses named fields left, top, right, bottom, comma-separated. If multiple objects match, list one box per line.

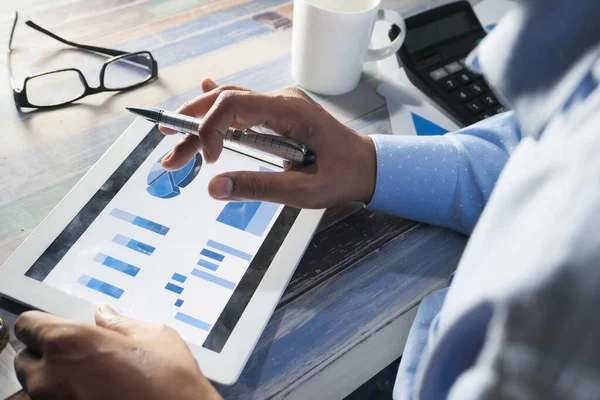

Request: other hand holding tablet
left=14, top=307, right=221, bottom=400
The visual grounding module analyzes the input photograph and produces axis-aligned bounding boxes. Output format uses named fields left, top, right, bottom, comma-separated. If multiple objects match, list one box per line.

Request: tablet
left=0, top=118, right=323, bottom=384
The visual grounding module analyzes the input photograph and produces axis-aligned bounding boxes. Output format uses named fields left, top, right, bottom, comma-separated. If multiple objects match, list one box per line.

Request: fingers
left=196, top=90, right=316, bottom=164
left=95, top=305, right=150, bottom=337
left=161, top=134, right=204, bottom=171
left=160, top=84, right=320, bottom=168
left=158, top=80, right=250, bottom=135
left=13, top=311, right=68, bottom=354
left=164, top=90, right=286, bottom=166
left=14, top=349, right=41, bottom=393
left=208, top=169, right=323, bottom=208
left=201, top=77, right=219, bottom=92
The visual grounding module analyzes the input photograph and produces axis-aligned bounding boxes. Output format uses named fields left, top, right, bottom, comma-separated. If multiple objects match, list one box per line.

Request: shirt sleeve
left=367, top=111, right=521, bottom=235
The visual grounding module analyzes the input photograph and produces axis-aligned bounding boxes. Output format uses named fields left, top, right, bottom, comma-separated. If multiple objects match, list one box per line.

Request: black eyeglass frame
left=8, top=11, right=159, bottom=109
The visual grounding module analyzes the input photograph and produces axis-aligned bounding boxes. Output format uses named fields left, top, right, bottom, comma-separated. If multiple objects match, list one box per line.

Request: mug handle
left=365, top=9, right=406, bottom=62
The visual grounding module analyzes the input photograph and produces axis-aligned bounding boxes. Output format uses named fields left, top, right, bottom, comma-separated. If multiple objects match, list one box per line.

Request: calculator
left=389, top=1, right=508, bottom=127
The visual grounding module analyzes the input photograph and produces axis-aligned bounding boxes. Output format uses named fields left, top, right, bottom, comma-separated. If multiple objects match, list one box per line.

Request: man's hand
left=13, top=307, right=221, bottom=400
left=159, top=78, right=377, bottom=209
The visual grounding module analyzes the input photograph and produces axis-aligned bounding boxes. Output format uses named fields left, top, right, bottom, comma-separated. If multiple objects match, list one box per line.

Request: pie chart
left=146, top=153, right=202, bottom=199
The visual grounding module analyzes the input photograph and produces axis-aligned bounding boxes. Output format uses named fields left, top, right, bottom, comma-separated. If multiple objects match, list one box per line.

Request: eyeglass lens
left=103, top=53, right=153, bottom=90
left=26, top=70, right=86, bottom=107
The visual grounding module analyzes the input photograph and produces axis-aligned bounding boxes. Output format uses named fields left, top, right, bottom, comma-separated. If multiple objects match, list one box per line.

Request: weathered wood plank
left=217, top=224, right=467, bottom=399
left=282, top=208, right=417, bottom=307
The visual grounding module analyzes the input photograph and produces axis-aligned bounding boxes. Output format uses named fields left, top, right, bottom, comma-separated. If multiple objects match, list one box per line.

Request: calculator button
left=441, top=77, right=460, bottom=91
left=444, top=62, right=463, bottom=74
left=466, top=100, right=484, bottom=114
left=477, top=113, right=494, bottom=121
left=453, top=89, right=473, bottom=102
left=457, top=72, right=473, bottom=84
left=468, top=83, right=485, bottom=95
left=430, top=68, right=449, bottom=80
left=495, top=106, right=508, bottom=113
left=459, top=58, right=467, bottom=67
left=481, top=94, right=498, bottom=106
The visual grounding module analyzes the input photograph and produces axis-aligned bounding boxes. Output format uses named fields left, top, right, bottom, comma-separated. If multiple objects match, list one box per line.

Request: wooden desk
left=0, top=1, right=467, bottom=398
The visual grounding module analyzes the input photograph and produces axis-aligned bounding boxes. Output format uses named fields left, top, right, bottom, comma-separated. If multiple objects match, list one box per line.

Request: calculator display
left=405, top=11, right=479, bottom=53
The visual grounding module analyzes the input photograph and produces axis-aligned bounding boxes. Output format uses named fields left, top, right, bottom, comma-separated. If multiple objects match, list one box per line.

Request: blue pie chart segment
left=146, top=153, right=202, bottom=199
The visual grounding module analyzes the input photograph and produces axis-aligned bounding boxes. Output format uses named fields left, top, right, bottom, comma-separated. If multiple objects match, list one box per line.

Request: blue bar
left=93, top=253, right=139, bottom=277
left=110, top=208, right=170, bottom=235
left=245, top=201, right=280, bottom=237
left=191, top=269, right=236, bottom=290
left=200, top=248, right=224, bottom=262
left=206, top=240, right=253, bottom=261
left=172, top=273, right=187, bottom=283
left=112, top=234, right=155, bottom=255
left=216, top=201, right=261, bottom=231
left=165, top=282, right=184, bottom=294
left=197, top=258, right=219, bottom=271
left=174, top=299, right=184, bottom=307
left=77, top=275, right=124, bottom=299
left=175, top=312, right=211, bottom=331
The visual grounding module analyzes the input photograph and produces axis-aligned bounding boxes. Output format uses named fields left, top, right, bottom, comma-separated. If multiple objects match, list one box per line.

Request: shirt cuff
left=367, top=134, right=458, bottom=227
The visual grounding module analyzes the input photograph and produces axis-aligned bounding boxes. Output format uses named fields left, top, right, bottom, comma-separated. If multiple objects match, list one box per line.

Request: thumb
left=95, top=305, right=148, bottom=336
left=208, top=170, right=316, bottom=207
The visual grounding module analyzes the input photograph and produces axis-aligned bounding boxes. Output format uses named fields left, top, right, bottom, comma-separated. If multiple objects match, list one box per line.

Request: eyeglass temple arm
left=8, top=12, right=18, bottom=91
left=24, top=20, right=128, bottom=58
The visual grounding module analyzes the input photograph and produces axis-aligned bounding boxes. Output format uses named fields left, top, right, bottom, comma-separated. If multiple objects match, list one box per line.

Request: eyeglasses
left=8, top=12, right=159, bottom=109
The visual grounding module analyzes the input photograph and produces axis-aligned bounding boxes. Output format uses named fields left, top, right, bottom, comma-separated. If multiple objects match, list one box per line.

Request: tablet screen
left=24, top=126, right=299, bottom=353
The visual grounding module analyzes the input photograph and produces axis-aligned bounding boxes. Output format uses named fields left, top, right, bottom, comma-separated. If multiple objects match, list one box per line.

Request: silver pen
left=126, top=107, right=316, bottom=164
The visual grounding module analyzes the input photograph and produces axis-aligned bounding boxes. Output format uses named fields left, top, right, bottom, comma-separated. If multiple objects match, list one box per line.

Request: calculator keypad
left=468, top=82, right=485, bottom=95
left=453, top=89, right=473, bottom=102
left=466, top=100, right=484, bottom=114
left=444, top=62, right=463, bottom=74
left=430, top=68, right=449, bottom=80
left=426, top=56, right=507, bottom=124
left=442, top=77, right=460, bottom=91
left=457, top=71, right=473, bottom=84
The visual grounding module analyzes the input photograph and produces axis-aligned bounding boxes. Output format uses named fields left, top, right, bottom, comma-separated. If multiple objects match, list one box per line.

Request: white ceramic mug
left=291, top=0, right=406, bottom=95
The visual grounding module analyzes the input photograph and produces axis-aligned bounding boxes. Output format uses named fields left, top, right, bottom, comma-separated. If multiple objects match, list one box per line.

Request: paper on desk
left=474, top=0, right=517, bottom=29
left=377, top=81, right=459, bottom=136
left=0, top=344, right=22, bottom=398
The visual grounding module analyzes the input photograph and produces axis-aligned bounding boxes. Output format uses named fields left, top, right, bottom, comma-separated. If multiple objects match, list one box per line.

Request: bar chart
left=77, top=275, right=124, bottom=299
left=164, top=273, right=188, bottom=308
left=109, top=208, right=170, bottom=235
left=93, top=253, right=140, bottom=277
left=196, top=240, right=253, bottom=272
left=44, top=143, right=284, bottom=348
left=216, top=165, right=280, bottom=237
left=217, top=201, right=280, bottom=237
left=112, top=234, right=155, bottom=255
left=162, top=270, right=215, bottom=331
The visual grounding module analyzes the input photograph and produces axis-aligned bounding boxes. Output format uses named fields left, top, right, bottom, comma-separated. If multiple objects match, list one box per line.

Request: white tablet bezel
left=0, top=118, right=324, bottom=385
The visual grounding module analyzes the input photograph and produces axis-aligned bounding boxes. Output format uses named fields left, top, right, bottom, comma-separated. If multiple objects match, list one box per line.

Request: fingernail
left=98, top=305, right=118, bottom=317
left=212, top=177, right=233, bottom=199
left=162, top=150, right=174, bottom=163
left=203, top=77, right=218, bottom=89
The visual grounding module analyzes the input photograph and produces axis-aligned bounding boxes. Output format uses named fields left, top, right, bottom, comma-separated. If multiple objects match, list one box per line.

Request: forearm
left=368, top=112, right=521, bottom=234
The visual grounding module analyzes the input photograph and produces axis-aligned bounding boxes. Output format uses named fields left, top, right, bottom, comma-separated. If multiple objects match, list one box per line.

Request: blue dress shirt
left=366, top=0, right=600, bottom=398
